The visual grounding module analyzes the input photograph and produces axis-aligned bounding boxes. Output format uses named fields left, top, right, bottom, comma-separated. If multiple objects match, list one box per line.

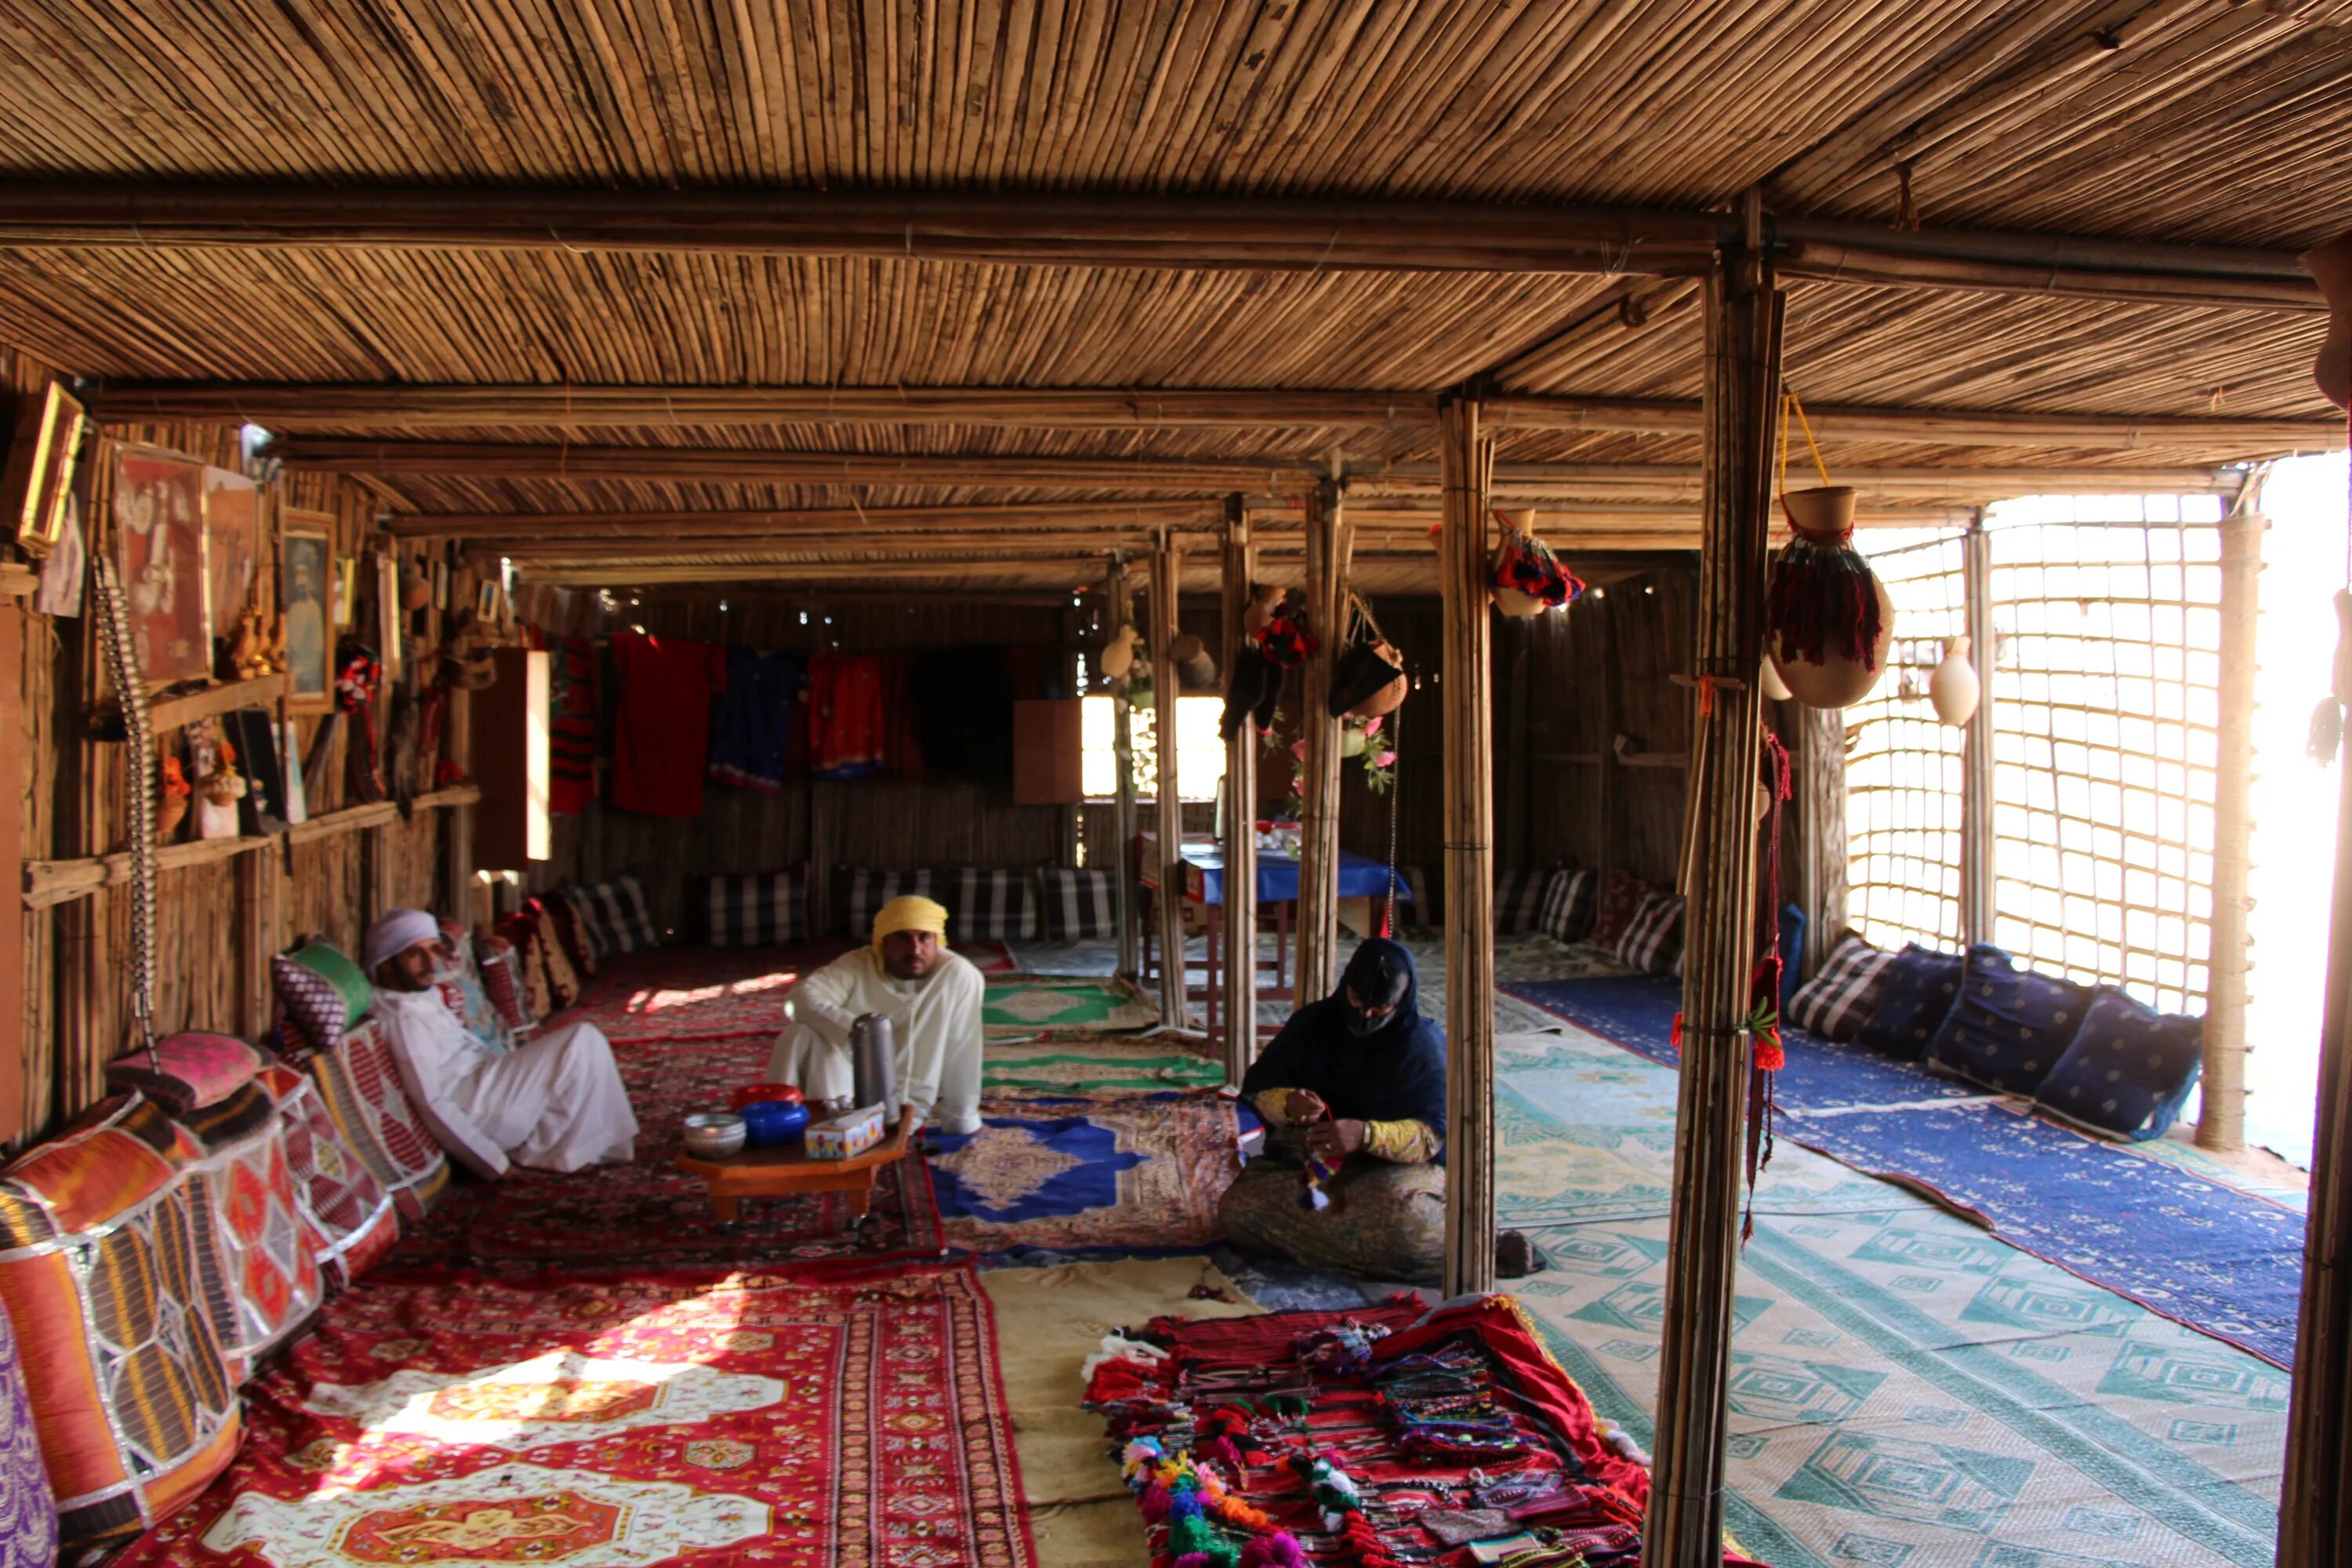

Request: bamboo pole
left=2198, top=510, right=2262, bottom=1152
left=1295, top=477, right=1354, bottom=1005
left=392, top=502, right=1219, bottom=540
left=1437, top=392, right=1497, bottom=1300
left=1109, top=555, right=1141, bottom=983
left=1149, top=535, right=1191, bottom=1029
left=1221, top=496, right=1260, bottom=1083
left=1645, top=238, right=1784, bottom=1566
left=1961, top=517, right=1996, bottom=948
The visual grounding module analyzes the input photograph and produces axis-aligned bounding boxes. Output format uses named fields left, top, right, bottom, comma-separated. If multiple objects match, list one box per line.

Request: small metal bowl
left=682, top=1112, right=748, bottom=1160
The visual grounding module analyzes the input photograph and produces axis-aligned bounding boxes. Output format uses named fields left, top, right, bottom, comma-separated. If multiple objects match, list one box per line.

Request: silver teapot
left=848, top=1012, right=897, bottom=1113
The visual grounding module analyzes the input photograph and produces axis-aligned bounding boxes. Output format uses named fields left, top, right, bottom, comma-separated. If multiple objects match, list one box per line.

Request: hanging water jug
left=849, top=1012, right=897, bottom=1112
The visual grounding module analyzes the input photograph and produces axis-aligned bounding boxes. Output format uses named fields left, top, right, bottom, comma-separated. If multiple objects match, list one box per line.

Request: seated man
left=1219, top=936, right=1536, bottom=1282
left=768, top=895, right=984, bottom=1135
left=365, top=908, right=639, bottom=1176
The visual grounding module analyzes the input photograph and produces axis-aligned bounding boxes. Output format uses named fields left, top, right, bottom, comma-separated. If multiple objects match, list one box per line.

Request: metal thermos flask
left=848, top=1012, right=896, bottom=1111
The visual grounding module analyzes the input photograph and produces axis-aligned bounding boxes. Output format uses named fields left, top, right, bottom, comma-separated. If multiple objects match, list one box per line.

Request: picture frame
left=111, top=445, right=213, bottom=688
left=202, top=467, right=262, bottom=639
left=2, top=382, right=86, bottom=558
left=333, top=557, right=358, bottom=628
left=279, top=510, right=336, bottom=714
left=375, top=551, right=404, bottom=685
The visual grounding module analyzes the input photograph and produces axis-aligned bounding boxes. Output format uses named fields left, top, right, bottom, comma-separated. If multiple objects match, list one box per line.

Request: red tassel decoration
left=1766, top=488, right=1893, bottom=708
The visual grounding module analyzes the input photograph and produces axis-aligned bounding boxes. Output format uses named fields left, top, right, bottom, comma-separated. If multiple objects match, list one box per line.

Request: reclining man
left=768, top=894, right=985, bottom=1135
left=365, top=907, right=639, bottom=1175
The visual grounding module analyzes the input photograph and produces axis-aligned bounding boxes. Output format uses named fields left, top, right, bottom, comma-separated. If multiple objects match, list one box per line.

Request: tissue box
left=806, top=1104, right=887, bottom=1160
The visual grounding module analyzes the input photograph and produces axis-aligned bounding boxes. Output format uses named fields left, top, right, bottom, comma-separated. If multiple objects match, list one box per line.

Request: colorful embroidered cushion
left=1494, top=870, right=1549, bottom=933
left=1588, top=868, right=1653, bottom=951
left=0, top=1270, right=60, bottom=1568
left=172, top=1084, right=325, bottom=1381
left=261, top=1065, right=397, bottom=1290
left=377, top=1007, right=511, bottom=1181
left=474, top=935, right=538, bottom=1038
left=1038, top=869, right=1116, bottom=940
left=1853, top=943, right=1966, bottom=1058
left=841, top=869, right=934, bottom=941
left=943, top=867, right=1039, bottom=942
left=291, top=1019, right=451, bottom=1223
left=576, top=876, right=659, bottom=953
left=1787, top=933, right=1899, bottom=1041
left=695, top=870, right=812, bottom=946
left=0, top=1098, right=241, bottom=1559
left=2031, top=989, right=2203, bottom=1140
left=103, top=1032, right=263, bottom=1116
left=1614, top=891, right=1686, bottom=974
left=434, top=926, right=514, bottom=1054
left=271, top=943, right=372, bottom=1056
left=1923, top=944, right=2094, bottom=1094
left=557, top=887, right=612, bottom=961
left=541, top=895, right=599, bottom=980
left=1537, top=868, right=1596, bottom=943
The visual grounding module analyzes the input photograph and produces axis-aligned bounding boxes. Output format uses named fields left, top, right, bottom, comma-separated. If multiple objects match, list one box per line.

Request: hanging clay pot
left=1345, top=639, right=1409, bottom=718
left=1766, top=486, right=1895, bottom=709
left=2303, top=229, right=2352, bottom=411
left=1491, top=509, right=1551, bottom=617
left=1759, top=658, right=1793, bottom=703
left=1243, top=583, right=1287, bottom=639
left=1100, top=624, right=1142, bottom=680
left=398, top=560, right=432, bottom=614
left=1929, top=635, right=1981, bottom=726
left=1168, top=633, right=1218, bottom=691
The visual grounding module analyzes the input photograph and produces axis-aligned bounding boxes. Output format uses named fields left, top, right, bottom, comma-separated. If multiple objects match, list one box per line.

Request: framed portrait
left=111, top=445, right=213, bottom=688
left=375, top=551, right=404, bottom=685
left=2, top=382, right=86, bottom=558
left=202, top=467, right=261, bottom=634
left=279, top=510, right=336, bottom=713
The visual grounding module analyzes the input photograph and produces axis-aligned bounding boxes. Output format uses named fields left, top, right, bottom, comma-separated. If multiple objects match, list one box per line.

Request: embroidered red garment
left=806, top=652, right=885, bottom=779
left=608, top=632, right=724, bottom=816
left=549, top=635, right=600, bottom=815
left=112, top=1263, right=1038, bottom=1568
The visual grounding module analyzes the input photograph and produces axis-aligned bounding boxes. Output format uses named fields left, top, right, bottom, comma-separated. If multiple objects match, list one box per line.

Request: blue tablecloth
left=1178, top=844, right=1396, bottom=906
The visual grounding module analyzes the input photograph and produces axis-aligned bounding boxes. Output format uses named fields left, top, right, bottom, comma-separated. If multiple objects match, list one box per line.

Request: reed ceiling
left=1, top=0, right=2345, bottom=586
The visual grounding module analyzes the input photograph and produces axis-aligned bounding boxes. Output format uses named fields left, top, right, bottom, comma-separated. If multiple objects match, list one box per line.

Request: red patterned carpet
left=382, top=1036, right=946, bottom=1276
left=564, top=943, right=1014, bottom=1043
left=117, top=1264, right=1036, bottom=1568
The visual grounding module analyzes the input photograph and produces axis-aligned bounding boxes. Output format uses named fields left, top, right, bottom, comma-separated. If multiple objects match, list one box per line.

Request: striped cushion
left=1588, top=868, right=1652, bottom=950
left=1495, top=870, right=1550, bottom=933
left=1537, top=869, right=1596, bottom=943
left=695, top=871, right=811, bottom=947
left=1039, top=869, right=1116, bottom=940
left=945, top=868, right=1040, bottom=941
left=575, top=877, right=659, bottom=953
left=1786, top=933, right=1897, bottom=1041
left=840, top=869, right=934, bottom=941
left=1614, top=891, right=1686, bottom=974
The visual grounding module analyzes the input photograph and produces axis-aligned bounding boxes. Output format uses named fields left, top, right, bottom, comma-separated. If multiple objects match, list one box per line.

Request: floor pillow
left=1615, top=891, right=1686, bottom=974
left=1853, top=942, right=1966, bottom=1058
left=1588, top=868, right=1653, bottom=951
left=540, top=894, right=599, bottom=980
left=944, top=867, right=1040, bottom=942
left=2033, top=988, right=2205, bottom=1141
left=261, top=1064, right=398, bottom=1290
left=695, top=869, right=811, bottom=946
left=575, top=875, right=660, bottom=953
left=1038, top=868, right=1116, bottom=940
left=292, top=1018, right=452, bottom=1223
left=378, top=1014, right=511, bottom=1182
left=434, top=926, right=514, bottom=1054
left=103, top=1031, right=263, bottom=1116
left=1924, top=944, right=2094, bottom=1095
left=473, top=933, right=537, bottom=1038
left=841, top=868, right=934, bottom=941
left=0, top=1258, right=58, bottom=1568
left=271, top=942, right=372, bottom=1056
left=1494, top=870, right=1551, bottom=934
left=172, top=1082, right=325, bottom=1381
left=1539, top=868, right=1597, bottom=943
left=0, top=1098, right=240, bottom=1560
left=1787, top=932, right=1898, bottom=1042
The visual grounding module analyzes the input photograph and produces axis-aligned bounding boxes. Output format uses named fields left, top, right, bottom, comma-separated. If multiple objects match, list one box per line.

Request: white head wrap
left=363, top=907, right=441, bottom=975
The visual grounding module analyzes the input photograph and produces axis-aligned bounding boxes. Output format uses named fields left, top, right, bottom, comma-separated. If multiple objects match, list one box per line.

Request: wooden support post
left=2199, top=510, right=2262, bottom=1152
left=444, top=688, right=477, bottom=923
left=235, top=850, right=270, bottom=1039
left=1149, top=536, right=1190, bottom=1027
left=1437, top=394, right=1497, bottom=1300
left=1297, top=477, right=1354, bottom=1004
left=1109, top=555, right=1142, bottom=982
left=365, top=824, right=392, bottom=920
left=1795, top=705, right=1849, bottom=973
left=1221, top=497, right=1260, bottom=1081
left=1646, top=241, right=1784, bottom=1565
left=1961, top=515, right=1996, bottom=948
left=0, top=606, right=24, bottom=1144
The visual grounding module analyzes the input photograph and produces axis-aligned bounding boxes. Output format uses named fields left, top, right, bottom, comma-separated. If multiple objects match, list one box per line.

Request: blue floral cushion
left=1924, top=944, right=2094, bottom=1094
left=2032, top=989, right=2203, bottom=1141
left=1853, top=943, right=1965, bottom=1058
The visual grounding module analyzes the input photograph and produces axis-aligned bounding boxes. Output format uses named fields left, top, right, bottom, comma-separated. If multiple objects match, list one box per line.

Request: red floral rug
left=381, top=1036, right=946, bottom=1276
left=563, top=943, right=1014, bottom=1043
left=117, top=1263, right=1037, bottom=1568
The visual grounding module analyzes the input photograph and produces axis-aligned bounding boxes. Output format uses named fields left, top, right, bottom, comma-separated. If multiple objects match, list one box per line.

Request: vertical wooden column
left=444, top=688, right=477, bottom=924
left=1437, top=394, right=1497, bottom=1299
left=1296, top=477, right=1354, bottom=1003
left=1109, top=555, right=1142, bottom=982
left=1794, top=706, right=1849, bottom=973
left=1149, top=536, right=1190, bottom=1026
left=0, top=606, right=24, bottom=1143
left=2199, top=510, right=2263, bottom=1151
left=1645, top=245, right=1784, bottom=1566
left=1961, top=516, right=1996, bottom=948
left=1220, top=497, right=1260, bottom=1081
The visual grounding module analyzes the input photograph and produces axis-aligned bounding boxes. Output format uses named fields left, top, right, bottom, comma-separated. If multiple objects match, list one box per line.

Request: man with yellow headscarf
left=767, top=895, right=985, bottom=1135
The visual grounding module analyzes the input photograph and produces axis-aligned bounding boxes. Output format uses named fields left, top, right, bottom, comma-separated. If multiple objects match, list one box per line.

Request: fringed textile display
left=1490, top=524, right=1585, bottom=610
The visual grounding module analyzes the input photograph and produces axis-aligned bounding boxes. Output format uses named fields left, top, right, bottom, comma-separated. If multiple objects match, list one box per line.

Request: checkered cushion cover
left=1614, top=891, right=1686, bottom=974
left=557, top=887, right=612, bottom=961
left=104, top=1032, right=263, bottom=1116
left=695, top=870, right=811, bottom=946
left=1537, top=869, right=1597, bottom=943
left=1039, top=869, right=1116, bottom=940
left=840, top=869, right=935, bottom=940
left=1786, top=933, right=1898, bottom=1042
left=1494, top=870, right=1550, bottom=933
left=575, top=877, right=659, bottom=953
left=270, top=945, right=372, bottom=1057
left=945, top=868, right=1039, bottom=941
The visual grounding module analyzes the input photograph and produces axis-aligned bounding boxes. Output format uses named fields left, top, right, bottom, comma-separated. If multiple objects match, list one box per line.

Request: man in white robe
left=364, top=908, right=639, bottom=1176
left=768, top=895, right=984, bottom=1135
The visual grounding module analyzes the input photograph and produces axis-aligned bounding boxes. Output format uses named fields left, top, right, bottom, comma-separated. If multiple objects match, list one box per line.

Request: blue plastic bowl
left=739, top=1099, right=811, bottom=1148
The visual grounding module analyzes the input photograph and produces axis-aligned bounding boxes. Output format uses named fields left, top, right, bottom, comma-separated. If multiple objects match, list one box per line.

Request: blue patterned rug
left=1505, top=976, right=2306, bottom=1369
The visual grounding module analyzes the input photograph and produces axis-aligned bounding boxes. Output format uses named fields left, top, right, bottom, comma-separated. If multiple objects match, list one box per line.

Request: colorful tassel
left=1766, top=522, right=1885, bottom=672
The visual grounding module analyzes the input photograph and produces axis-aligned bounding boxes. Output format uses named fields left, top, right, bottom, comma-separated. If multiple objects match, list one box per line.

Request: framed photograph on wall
left=279, top=510, right=336, bottom=713
left=2, top=382, right=86, bottom=558
left=111, top=445, right=213, bottom=688
left=202, top=467, right=261, bottom=636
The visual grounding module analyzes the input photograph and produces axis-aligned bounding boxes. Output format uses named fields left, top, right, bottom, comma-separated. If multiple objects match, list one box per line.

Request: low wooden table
left=674, top=1112, right=916, bottom=1224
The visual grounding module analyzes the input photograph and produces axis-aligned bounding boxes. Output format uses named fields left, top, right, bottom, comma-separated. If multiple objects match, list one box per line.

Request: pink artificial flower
left=1374, top=750, right=1397, bottom=768
left=1288, top=739, right=1308, bottom=759
left=1361, top=714, right=1384, bottom=738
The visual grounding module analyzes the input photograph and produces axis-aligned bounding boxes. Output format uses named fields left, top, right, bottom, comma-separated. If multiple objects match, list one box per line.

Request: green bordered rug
left=982, top=1039, right=1225, bottom=1094
left=982, top=974, right=1159, bottom=1038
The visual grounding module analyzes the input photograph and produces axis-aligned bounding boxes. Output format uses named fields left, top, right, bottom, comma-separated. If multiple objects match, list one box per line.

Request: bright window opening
left=1081, top=694, right=1227, bottom=802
